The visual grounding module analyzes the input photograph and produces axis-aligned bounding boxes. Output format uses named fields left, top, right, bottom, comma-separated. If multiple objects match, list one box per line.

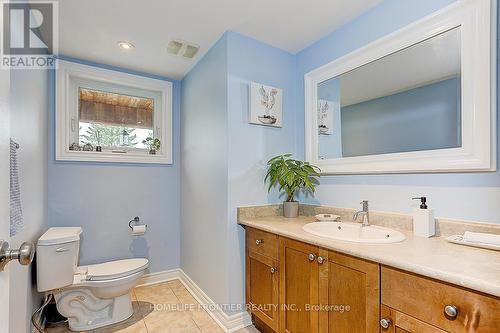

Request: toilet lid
left=85, top=258, right=149, bottom=281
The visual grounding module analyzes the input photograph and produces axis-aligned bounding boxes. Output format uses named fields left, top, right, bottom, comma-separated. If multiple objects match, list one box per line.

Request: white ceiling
left=337, top=27, right=461, bottom=106
left=58, top=0, right=383, bottom=79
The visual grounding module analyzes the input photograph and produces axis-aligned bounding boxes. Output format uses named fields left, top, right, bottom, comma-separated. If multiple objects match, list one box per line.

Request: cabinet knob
left=270, top=267, right=278, bottom=274
left=317, top=256, right=326, bottom=264
left=308, top=253, right=317, bottom=262
left=380, top=318, right=392, bottom=329
left=444, top=305, right=458, bottom=319
left=255, top=239, right=264, bottom=245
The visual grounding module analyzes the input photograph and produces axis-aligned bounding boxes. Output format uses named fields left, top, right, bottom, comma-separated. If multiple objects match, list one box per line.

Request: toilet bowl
left=37, top=227, right=149, bottom=331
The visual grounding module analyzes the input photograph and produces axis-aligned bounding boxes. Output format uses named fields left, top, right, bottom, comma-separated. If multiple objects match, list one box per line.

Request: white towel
left=10, top=139, right=23, bottom=236
left=464, top=231, right=500, bottom=246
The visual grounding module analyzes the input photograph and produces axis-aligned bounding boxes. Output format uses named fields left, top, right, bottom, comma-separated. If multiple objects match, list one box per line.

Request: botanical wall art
left=249, top=82, right=283, bottom=127
left=317, top=99, right=334, bottom=135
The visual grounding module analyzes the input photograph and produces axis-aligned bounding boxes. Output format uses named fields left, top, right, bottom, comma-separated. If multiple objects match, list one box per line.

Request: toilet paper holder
left=128, top=216, right=147, bottom=229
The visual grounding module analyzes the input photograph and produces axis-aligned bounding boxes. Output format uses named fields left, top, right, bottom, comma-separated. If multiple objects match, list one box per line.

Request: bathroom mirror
left=305, top=0, right=496, bottom=174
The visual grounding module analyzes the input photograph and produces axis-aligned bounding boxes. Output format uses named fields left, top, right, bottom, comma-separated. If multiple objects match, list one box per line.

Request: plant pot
left=149, top=149, right=156, bottom=155
left=283, top=201, right=299, bottom=218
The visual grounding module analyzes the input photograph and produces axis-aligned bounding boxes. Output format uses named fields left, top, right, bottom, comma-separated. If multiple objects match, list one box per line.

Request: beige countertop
left=238, top=215, right=500, bottom=298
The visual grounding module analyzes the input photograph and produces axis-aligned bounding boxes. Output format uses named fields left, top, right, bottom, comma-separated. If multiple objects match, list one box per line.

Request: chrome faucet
left=353, top=200, right=370, bottom=226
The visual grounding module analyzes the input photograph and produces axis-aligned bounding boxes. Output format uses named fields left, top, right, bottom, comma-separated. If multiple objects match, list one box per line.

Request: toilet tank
left=37, top=227, right=82, bottom=292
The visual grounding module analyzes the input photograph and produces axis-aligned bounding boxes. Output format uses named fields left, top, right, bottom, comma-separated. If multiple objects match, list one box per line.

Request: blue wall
left=296, top=0, right=500, bottom=223
left=181, top=31, right=297, bottom=314
left=179, top=30, right=298, bottom=314
left=225, top=31, right=297, bottom=309
left=318, top=78, right=343, bottom=159
left=48, top=57, right=181, bottom=273
left=341, top=77, right=461, bottom=157
left=181, top=34, right=230, bottom=307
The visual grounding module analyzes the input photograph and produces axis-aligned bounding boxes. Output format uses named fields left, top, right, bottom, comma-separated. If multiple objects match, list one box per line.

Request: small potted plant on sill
left=265, top=153, right=321, bottom=218
left=142, top=137, right=161, bottom=155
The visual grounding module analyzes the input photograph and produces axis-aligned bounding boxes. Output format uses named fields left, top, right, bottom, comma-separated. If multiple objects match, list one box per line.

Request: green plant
left=142, top=137, right=161, bottom=151
left=265, top=154, right=321, bottom=202
left=80, top=124, right=137, bottom=147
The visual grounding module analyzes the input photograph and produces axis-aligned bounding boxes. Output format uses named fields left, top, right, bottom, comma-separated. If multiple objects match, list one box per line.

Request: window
left=78, top=88, right=154, bottom=150
left=56, top=60, right=172, bottom=164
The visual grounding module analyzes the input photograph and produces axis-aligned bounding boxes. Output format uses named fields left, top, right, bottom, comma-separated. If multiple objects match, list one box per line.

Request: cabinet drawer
left=246, top=227, right=279, bottom=260
left=381, top=305, right=447, bottom=333
left=381, top=266, right=500, bottom=333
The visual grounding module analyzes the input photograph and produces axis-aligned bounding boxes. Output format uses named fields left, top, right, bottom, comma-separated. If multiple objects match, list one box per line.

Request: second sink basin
left=302, top=222, right=405, bottom=244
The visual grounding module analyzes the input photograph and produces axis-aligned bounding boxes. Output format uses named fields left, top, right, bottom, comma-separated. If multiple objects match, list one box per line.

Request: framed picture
left=317, top=99, right=334, bottom=135
left=249, top=82, right=283, bottom=127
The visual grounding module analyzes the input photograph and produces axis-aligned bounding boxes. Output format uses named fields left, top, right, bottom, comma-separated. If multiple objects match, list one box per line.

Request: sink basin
left=302, top=222, right=405, bottom=244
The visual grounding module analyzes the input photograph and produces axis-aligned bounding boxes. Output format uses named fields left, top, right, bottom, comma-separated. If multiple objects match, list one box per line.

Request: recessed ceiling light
left=117, top=41, right=135, bottom=50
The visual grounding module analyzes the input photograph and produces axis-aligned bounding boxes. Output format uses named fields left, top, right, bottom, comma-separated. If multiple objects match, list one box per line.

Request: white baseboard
left=138, top=268, right=182, bottom=287
left=137, top=269, right=252, bottom=333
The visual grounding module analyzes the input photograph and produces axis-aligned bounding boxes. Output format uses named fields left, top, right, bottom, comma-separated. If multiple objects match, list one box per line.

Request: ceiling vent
left=167, top=40, right=199, bottom=59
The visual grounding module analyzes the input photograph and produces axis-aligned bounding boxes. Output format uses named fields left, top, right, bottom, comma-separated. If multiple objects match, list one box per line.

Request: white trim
left=137, top=268, right=183, bottom=287
left=178, top=270, right=253, bottom=333
left=55, top=60, right=173, bottom=164
left=304, top=0, right=496, bottom=174
left=137, top=269, right=253, bottom=333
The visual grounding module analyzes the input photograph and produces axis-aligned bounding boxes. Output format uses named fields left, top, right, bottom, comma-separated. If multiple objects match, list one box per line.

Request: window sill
left=56, top=149, right=172, bottom=164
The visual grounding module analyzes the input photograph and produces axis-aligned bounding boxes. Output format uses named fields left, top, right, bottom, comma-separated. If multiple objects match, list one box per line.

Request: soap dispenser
left=412, top=197, right=435, bottom=237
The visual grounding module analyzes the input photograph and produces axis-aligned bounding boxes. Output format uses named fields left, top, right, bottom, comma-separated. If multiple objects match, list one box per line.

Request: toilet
left=36, top=227, right=149, bottom=331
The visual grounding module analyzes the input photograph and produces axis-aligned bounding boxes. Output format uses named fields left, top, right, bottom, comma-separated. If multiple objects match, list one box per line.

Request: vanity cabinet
left=245, top=227, right=500, bottom=333
left=246, top=229, right=380, bottom=333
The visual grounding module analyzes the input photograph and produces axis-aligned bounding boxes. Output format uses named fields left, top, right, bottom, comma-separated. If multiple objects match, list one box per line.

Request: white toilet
left=37, top=227, right=149, bottom=331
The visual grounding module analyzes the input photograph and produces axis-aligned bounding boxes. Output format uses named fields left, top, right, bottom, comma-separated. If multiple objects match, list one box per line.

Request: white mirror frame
left=304, top=0, right=496, bottom=174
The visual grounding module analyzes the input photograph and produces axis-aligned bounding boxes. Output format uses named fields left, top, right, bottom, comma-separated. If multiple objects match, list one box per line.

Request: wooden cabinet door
left=280, top=238, right=319, bottom=333
left=319, top=250, right=380, bottom=333
left=246, top=250, right=280, bottom=331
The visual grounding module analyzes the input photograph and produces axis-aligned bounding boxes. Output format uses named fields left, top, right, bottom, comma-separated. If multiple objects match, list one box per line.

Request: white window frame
left=304, top=0, right=496, bottom=174
left=56, top=60, right=173, bottom=164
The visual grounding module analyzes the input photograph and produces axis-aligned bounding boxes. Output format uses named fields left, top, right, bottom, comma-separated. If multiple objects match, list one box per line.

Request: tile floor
left=45, top=279, right=260, bottom=333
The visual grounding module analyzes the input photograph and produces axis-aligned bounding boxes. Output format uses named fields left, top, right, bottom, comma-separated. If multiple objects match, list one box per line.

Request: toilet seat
left=82, top=258, right=149, bottom=281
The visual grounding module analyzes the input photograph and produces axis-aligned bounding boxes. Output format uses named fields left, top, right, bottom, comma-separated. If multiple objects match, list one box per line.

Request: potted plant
left=265, top=154, right=321, bottom=218
left=142, top=137, right=161, bottom=154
